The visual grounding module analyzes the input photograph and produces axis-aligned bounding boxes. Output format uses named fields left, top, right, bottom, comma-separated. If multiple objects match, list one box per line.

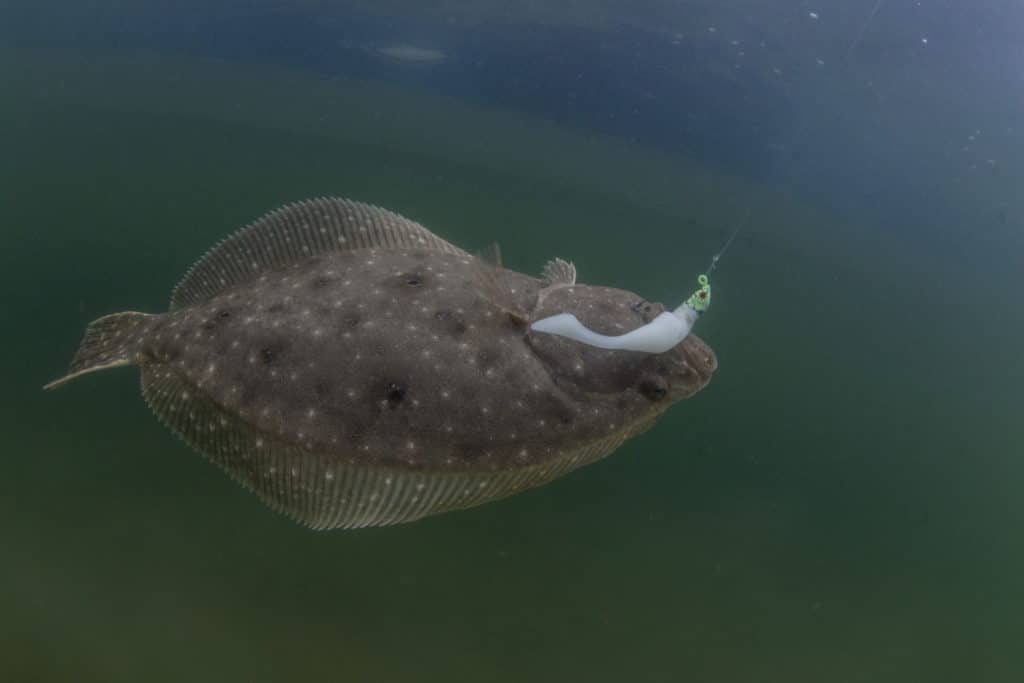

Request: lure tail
left=44, top=311, right=154, bottom=390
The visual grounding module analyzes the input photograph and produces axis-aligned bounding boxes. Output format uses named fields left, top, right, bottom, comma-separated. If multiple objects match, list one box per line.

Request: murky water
left=2, top=7, right=1022, bottom=680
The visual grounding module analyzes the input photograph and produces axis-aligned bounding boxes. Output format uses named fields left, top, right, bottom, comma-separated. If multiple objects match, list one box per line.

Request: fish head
left=526, top=284, right=717, bottom=403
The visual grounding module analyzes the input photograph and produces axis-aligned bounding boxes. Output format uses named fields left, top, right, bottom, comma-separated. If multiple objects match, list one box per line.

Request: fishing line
left=708, top=1, right=886, bottom=278
left=844, top=0, right=888, bottom=65
left=705, top=209, right=749, bottom=276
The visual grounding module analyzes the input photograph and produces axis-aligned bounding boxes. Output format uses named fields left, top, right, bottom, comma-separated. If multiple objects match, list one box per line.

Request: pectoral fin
left=542, top=258, right=576, bottom=286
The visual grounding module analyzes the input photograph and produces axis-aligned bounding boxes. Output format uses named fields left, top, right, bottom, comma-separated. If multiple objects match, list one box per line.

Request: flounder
left=46, top=198, right=717, bottom=529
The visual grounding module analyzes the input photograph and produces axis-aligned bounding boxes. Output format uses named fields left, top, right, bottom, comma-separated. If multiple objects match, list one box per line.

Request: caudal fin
left=44, top=311, right=153, bottom=390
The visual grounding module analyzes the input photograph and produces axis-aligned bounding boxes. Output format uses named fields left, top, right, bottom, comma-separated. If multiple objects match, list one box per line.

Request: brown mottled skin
left=140, top=248, right=717, bottom=473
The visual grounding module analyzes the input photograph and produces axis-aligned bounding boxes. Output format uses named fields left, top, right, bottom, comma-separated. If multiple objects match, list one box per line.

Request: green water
left=2, top=51, right=1022, bottom=683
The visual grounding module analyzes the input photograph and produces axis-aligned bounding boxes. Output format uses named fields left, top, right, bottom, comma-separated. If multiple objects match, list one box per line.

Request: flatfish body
left=46, top=198, right=717, bottom=529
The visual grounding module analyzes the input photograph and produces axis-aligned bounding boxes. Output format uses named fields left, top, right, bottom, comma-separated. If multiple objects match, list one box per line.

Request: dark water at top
left=2, top=2, right=1022, bottom=682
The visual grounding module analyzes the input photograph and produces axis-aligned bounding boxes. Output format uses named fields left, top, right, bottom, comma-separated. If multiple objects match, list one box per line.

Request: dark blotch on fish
left=385, top=382, right=406, bottom=406
left=311, top=275, right=334, bottom=288
left=261, top=345, right=283, bottom=365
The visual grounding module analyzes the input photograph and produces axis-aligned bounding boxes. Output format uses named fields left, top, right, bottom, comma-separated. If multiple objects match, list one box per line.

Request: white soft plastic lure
left=531, top=274, right=711, bottom=353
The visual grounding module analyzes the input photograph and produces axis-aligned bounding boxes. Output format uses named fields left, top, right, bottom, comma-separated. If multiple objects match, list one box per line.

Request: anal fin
left=139, top=365, right=646, bottom=530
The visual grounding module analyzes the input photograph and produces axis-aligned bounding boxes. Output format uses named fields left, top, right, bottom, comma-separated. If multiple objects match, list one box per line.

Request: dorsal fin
left=170, top=198, right=468, bottom=310
left=542, top=257, right=576, bottom=286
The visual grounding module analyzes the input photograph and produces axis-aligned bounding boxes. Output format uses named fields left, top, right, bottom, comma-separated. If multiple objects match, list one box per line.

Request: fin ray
left=139, top=366, right=646, bottom=529
left=45, top=312, right=153, bottom=390
left=170, top=198, right=469, bottom=310
left=542, top=257, right=576, bottom=286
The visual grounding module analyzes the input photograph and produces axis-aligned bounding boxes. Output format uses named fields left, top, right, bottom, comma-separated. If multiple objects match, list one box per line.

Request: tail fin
left=44, top=311, right=154, bottom=390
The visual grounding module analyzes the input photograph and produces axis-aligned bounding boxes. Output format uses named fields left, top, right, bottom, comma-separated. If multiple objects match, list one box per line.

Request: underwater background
left=2, top=1, right=1022, bottom=681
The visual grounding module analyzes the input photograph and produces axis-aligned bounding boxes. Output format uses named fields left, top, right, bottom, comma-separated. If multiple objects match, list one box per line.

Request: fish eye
left=638, top=375, right=669, bottom=401
left=630, top=300, right=654, bottom=318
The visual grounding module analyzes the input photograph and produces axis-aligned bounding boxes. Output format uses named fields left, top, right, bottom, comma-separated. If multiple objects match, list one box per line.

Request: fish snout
left=683, top=335, right=718, bottom=383
left=666, top=335, right=717, bottom=398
